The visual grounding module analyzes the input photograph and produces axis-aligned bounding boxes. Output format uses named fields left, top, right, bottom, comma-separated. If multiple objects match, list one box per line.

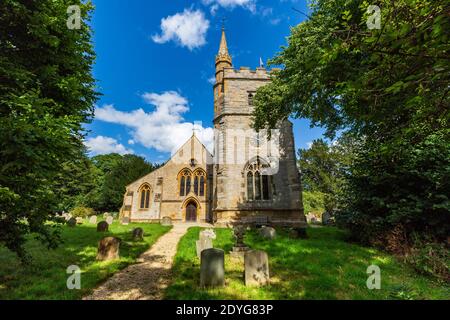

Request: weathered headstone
left=322, top=212, right=331, bottom=225
left=106, top=216, right=114, bottom=225
left=89, top=215, right=97, bottom=224
left=161, top=216, right=172, bottom=226
left=200, top=248, right=224, bottom=287
left=259, top=226, right=276, bottom=240
left=199, top=229, right=216, bottom=241
left=65, top=213, right=72, bottom=221
left=132, top=227, right=144, bottom=241
left=75, top=217, right=84, bottom=225
left=289, top=227, right=308, bottom=239
left=103, top=212, right=110, bottom=219
left=244, top=250, right=270, bottom=286
left=96, top=237, right=120, bottom=261
left=196, top=238, right=213, bottom=259
left=230, top=225, right=250, bottom=259
left=97, top=221, right=109, bottom=232
left=121, top=216, right=130, bottom=225
left=67, top=217, right=77, bottom=227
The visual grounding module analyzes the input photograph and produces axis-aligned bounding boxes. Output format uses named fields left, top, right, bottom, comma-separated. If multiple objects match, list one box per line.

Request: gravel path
left=84, top=223, right=207, bottom=300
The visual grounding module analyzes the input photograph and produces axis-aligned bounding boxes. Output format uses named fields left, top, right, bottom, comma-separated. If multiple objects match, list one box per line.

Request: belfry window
left=245, top=158, right=271, bottom=201
left=139, top=185, right=151, bottom=209
left=248, top=92, right=254, bottom=106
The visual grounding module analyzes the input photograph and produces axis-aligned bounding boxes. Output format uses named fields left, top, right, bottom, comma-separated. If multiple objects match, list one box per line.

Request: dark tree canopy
left=254, top=0, right=449, bottom=249
left=0, top=0, right=98, bottom=261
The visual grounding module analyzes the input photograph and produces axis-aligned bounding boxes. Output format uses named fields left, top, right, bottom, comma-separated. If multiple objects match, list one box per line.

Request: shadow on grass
left=0, top=222, right=171, bottom=300
left=165, top=227, right=449, bottom=300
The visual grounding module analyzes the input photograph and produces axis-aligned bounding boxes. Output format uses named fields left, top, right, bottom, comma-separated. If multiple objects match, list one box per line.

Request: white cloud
left=84, top=136, right=134, bottom=156
left=95, top=91, right=214, bottom=155
left=152, top=9, right=210, bottom=50
left=306, top=141, right=313, bottom=149
left=207, top=76, right=216, bottom=85
left=128, top=139, right=135, bottom=145
left=202, top=0, right=257, bottom=13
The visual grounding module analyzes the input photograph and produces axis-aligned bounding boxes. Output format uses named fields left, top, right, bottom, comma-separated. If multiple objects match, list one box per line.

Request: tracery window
left=193, top=170, right=206, bottom=196
left=179, top=169, right=192, bottom=197
left=139, top=184, right=151, bottom=209
left=245, top=157, right=271, bottom=201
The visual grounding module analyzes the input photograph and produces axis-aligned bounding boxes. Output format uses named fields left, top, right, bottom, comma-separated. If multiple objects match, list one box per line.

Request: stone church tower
left=212, top=28, right=306, bottom=226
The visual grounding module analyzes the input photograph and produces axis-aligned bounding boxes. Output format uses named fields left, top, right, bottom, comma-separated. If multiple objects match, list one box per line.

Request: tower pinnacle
left=216, top=27, right=232, bottom=67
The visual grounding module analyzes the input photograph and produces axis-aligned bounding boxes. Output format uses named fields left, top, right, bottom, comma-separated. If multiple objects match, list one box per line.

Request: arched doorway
left=185, top=201, right=197, bottom=222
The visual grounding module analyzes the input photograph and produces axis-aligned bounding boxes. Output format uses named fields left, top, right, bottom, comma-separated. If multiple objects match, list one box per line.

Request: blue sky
left=85, top=0, right=326, bottom=163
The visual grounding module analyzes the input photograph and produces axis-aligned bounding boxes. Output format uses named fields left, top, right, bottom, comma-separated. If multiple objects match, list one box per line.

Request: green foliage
left=253, top=0, right=450, bottom=255
left=302, top=191, right=326, bottom=214
left=166, top=227, right=449, bottom=300
left=0, top=0, right=98, bottom=261
left=69, top=206, right=94, bottom=218
left=0, top=222, right=171, bottom=299
left=406, top=237, right=449, bottom=282
left=84, top=154, right=160, bottom=212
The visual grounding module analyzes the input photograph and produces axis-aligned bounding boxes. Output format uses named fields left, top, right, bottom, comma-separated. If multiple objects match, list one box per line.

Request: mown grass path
left=84, top=223, right=191, bottom=300
left=165, top=227, right=449, bottom=300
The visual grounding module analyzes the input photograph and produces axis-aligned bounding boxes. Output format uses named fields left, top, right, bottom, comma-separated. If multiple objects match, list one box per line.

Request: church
left=120, top=29, right=305, bottom=226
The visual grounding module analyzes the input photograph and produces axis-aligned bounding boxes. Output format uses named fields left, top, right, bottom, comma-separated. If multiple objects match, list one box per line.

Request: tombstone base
left=230, top=246, right=250, bottom=260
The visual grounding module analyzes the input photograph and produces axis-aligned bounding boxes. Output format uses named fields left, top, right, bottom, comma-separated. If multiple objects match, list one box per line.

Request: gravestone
left=289, top=227, right=308, bottom=239
left=322, top=212, right=331, bottom=225
left=200, top=248, right=225, bottom=287
left=244, top=250, right=270, bottom=286
left=67, top=217, right=77, bottom=227
left=106, top=216, right=114, bottom=225
left=230, top=225, right=250, bottom=259
left=89, top=215, right=97, bottom=224
left=259, top=226, right=276, bottom=240
left=196, top=238, right=213, bottom=259
left=75, top=217, right=84, bottom=225
left=103, top=212, right=110, bottom=219
left=121, top=217, right=130, bottom=225
left=199, top=229, right=216, bottom=241
left=132, top=227, right=144, bottom=241
left=65, top=213, right=72, bottom=221
left=97, top=221, right=109, bottom=232
left=96, top=237, right=120, bottom=261
left=161, top=216, right=172, bottom=226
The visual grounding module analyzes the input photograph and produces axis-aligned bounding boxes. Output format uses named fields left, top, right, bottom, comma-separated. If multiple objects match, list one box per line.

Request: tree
left=0, top=0, right=98, bottom=261
left=254, top=0, right=449, bottom=248
left=85, top=154, right=159, bottom=212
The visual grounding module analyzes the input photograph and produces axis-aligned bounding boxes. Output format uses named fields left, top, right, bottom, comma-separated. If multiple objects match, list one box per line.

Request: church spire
left=215, top=26, right=232, bottom=67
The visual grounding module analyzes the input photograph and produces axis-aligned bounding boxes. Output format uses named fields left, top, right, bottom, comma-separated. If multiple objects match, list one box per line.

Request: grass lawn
left=0, top=220, right=171, bottom=300
left=165, top=226, right=449, bottom=300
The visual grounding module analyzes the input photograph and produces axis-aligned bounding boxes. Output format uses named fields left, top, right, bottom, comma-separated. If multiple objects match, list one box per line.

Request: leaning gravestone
left=259, top=226, right=276, bottom=240
left=106, top=216, right=114, bottom=225
left=161, top=216, right=172, bottom=226
left=200, top=248, right=225, bottom=287
left=96, top=237, right=121, bottom=261
left=89, top=215, right=97, bottom=224
left=245, top=250, right=270, bottom=286
left=121, top=217, right=130, bottom=225
left=67, top=217, right=77, bottom=227
left=65, top=213, right=72, bottom=221
left=97, top=221, right=109, bottom=232
left=132, top=227, right=144, bottom=241
left=196, top=238, right=213, bottom=259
